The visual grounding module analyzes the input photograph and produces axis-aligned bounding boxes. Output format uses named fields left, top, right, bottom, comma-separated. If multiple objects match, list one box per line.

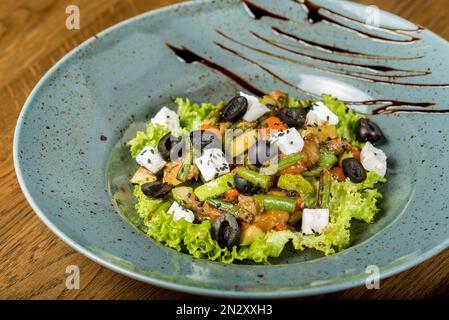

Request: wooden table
left=1, top=0, right=448, bottom=300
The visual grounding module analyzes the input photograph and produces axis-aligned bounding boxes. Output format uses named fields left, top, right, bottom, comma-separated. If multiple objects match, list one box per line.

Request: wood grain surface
left=1, top=0, right=448, bottom=300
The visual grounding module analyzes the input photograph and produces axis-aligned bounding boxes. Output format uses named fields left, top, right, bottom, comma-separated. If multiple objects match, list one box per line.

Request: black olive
left=190, top=130, right=220, bottom=151
left=247, top=140, right=278, bottom=167
left=141, top=181, right=173, bottom=198
left=211, top=212, right=240, bottom=249
left=278, top=107, right=308, bottom=128
left=234, top=175, right=262, bottom=195
left=355, top=118, right=384, bottom=144
left=342, top=158, right=366, bottom=183
left=158, top=133, right=183, bottom=161
left=220, top=96, right=248, bottom=122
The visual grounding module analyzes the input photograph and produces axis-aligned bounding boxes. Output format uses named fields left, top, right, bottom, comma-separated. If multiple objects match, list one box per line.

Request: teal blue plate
left=14, top=0, right=449, bottom=298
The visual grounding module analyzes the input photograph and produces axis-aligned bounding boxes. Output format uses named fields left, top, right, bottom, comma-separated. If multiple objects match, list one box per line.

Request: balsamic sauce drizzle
left=271, top=27, right=424, bottom=60
left=166, top=44, right=264, bottom=96
left=216, top=30, right=444, bottom=86
left=292, top=0, right=420, bottom=43
left=294, top=0, right=423, bottom=32
left=249, top=31, right=428, bottom=77
left=164, top=1, right=449, bottom=115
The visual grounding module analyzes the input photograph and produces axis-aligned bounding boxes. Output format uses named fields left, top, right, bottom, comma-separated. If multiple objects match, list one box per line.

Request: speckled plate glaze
left=14, top=0, right=449, bottom=298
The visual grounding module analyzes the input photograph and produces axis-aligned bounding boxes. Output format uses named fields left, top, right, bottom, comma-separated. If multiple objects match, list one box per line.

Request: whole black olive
left=355, top=118, right=384, bottom=144
left=158, top=133, right=183, bottom=161
left=141, top=181, right=173, bottom=198
left=234, top=175, right=262, bottom=195
left=342, top=158, right=367, bottom=183
left=211, top=212, right=240, bottom=249
left=190, top=130, right=220, bottom=151
left=278, top=107, right=308, bottom=128
left=247, top=140, right=278, bottom=167
left=220, top=96, right=248, bottom=122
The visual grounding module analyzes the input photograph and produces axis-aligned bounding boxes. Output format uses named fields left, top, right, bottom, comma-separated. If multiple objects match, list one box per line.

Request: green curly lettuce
left=147, top=210, right=242, bottom=263
left=176, top=98, right=217, bottom=133
left=133, top=167, right=386, bottom=264
left=128, top=123, right=167, bottom=158
left=134, top=185, right=170, bottom=225
left=321, top=94, right=364, bottom=147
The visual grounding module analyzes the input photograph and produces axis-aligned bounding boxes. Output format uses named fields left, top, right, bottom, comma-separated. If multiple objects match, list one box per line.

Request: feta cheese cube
left=271, top=128, right=304, bottom=155
left=194, top=148, right=230, bottom=182
left=301, top=208, right=330, bottom=235
left=135, top=146, right=166, bottom=174
left=168, top=201, right=195, bottom=223
left=151, top=106, right=180, bottom=132
left=240, top=92, right=270, bottom=122
left=360, top=142, right=387, bottom=177
left=306, top=101, right=339, bottom=126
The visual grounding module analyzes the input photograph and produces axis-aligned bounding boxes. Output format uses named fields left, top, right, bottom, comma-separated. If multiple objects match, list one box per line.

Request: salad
left=126, top=91, right=387, bottom=264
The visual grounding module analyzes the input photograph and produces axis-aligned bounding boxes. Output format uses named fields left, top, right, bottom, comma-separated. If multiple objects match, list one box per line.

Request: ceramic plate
left=14, top=0, right=449, bottom=298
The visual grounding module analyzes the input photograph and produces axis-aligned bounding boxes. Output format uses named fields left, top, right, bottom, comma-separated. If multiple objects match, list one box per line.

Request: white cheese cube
left=151, top=106, right=180, bottom=132
left=301, top=208, right=330, bottom=235
left=306, top=101, right=339, bottom=126
left=240, top=92, right=270, bottom=122
left=168, top=201, right=195, bottom=223
left=135, top=146, right=166, bottom=174
left=271, top=128, right=304, bottom=155
left=194, top=148, right=230, bottom=182
left=360, top=142, right=387, bottom=177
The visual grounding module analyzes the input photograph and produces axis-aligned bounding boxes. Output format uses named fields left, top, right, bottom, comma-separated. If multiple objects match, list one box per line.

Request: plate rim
left=13, top=0, right=449, bottom=298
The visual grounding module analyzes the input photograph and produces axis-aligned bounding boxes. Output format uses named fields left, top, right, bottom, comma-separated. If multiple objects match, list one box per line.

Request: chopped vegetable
left=277, top=174, right=314, bottom=194
left=317, top=169, right=332, bottom=208
left=253, top=209, right=290, bottom=231
left=130, top=167, right=157, bottom=185
left=171, top=186, right=202, bottom=213
left=206, top=198, right=254, bottom=222
left=235, top=167, right=272, bottom=189
left=266, top=117, right=287, bottom=130
left=239, top=224, right=266, bottom=245
left=304, top=124, right=338, bottom=142
left=302, top=151, right=338, bottom=177
left=254, top=195, right=296, bottom=213
left=331, top=167, right=346, bottom=182
left=176, top=141, right=192, bottom=182
left=223, top=188, right=240, bottom=201
left=277, top=153, right=302, bottom=171
left=194, top=173, right=235, bottom=201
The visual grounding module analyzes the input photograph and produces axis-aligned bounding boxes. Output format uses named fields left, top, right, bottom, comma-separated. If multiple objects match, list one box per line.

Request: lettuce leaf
left=176, top=98, right=217, bottom=133
left=128, top=123, right=167, bottom=158
left=134, top=185, right=170, bottom=225
left=321, top=94, right=364, bottom=147
left=146, top=207, right=241, bottom=263
left=133, top=162, right=386, bottom=264
left=287, top=96, right=311, bottom=108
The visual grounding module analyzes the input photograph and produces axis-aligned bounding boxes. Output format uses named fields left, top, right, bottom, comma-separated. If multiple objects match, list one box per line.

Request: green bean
left=176, top=141, right=192, bottom=182
left=253, top=195, right=296, bottom=213
left=317, top=169, right=331, bottom=208
left=302, top=151, right=338, bottom=177
left=194, top=173, right=235, bottom=202
left=206, top=198, right=254, bottom=222
left=259, top=153, right=302, bottom=175
left=235, top=167, right=272, bottom=189
left=277, top=153, right=302, bottom=171
left=277, top=173, right=314, bottom=194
